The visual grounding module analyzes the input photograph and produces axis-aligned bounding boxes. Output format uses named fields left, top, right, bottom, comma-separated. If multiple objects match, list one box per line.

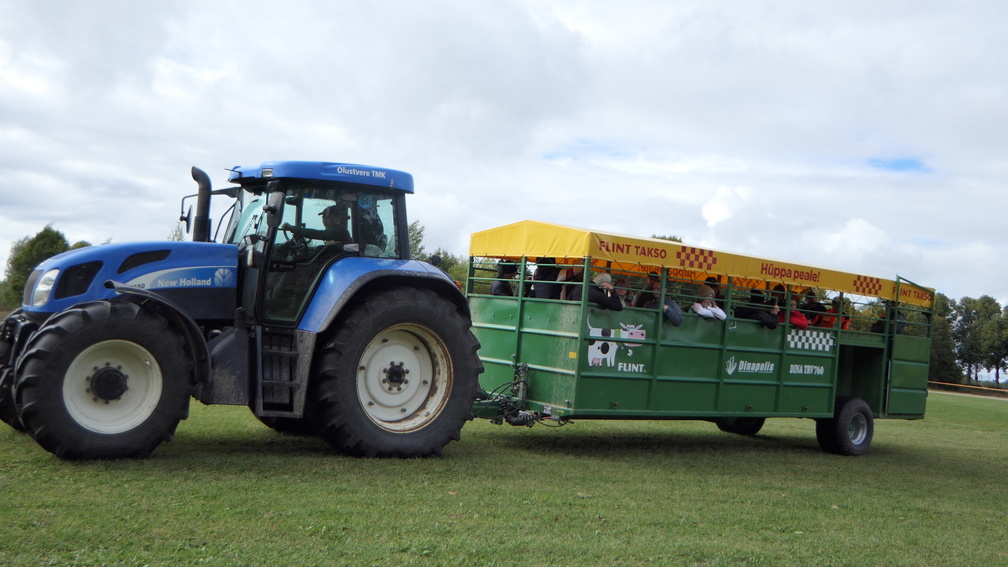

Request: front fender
left=106, top=282, right=211, bottom=388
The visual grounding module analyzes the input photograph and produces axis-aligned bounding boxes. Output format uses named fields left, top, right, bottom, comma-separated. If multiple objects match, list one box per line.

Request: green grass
left=1, top=392, right=1006, bottom=566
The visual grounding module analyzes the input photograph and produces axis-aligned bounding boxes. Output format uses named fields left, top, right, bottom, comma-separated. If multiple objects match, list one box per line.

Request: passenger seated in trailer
left=640, top=274, right=682, bottom=326
left=532, top=257, right=562, bottom=299
left=614, top=277, right=631, bottom=307
left=632, top=272, right=661, bottom=307
left=692, top=284, right=726, bottom=320
left=491, top=261, right=518, bottom=296
left=801, top=289, right=828, bottom=325
left=705, top=276, right=726, bottom=308
left=817, top=298, right=851, bottom=330
left=735, top=289, right=780, bottom=329
left=558, top=266, right=582, bottom=300
left=871, top=300, right=906, bottom=334
left=658, top=295, right=683, bottom=326
left=779, top=298, right=809, bottom=330
left=770, top=284, right=786, bottom=309
left=568, top=272, right=624, bottom=310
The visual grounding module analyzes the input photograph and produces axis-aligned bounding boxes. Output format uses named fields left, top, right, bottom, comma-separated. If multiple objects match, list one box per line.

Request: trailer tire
left=715, top=417, right=765, bottom=436
left=308, top=287, right=481, bottom=457
left=14, top=301, right=193, bottom=460
left=815, top=396, right=873, bottom=456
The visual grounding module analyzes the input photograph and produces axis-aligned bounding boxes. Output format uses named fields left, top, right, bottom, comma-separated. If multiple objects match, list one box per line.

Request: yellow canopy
left=469, top=220, right=934, bottom=307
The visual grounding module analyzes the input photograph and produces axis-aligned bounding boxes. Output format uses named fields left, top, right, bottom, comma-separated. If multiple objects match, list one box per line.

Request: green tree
left=5, top=226, right=70, bottom=306
left=952, top=296, right=1001, bottom=382
left=929, top=293, right=963, bottom=384
left=651, top=234, right=683, bottom=242
left=168, top=223, right=185, bottom=242
left=980, top=305, right=1008, bottom=385
left=408, top=220, right=425, bottom=260
left=429, top=247, right=469, bottom=287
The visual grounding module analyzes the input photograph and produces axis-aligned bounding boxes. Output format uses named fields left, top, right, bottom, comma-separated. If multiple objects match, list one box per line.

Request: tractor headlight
left=31, top=269, right=60, bottom=307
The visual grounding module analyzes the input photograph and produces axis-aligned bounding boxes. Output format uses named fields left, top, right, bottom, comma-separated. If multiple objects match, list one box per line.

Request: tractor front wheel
left=0, top=311, right=29, bottom=432
left=15, top=301, right=193, bottom=459
left=0, top=365, right=26, bottom=432
left=308, top=287, right=482, bottom=457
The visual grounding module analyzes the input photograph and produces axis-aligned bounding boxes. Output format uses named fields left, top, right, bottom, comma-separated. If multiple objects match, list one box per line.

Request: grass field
left=1, top=391, right=1005, bottom=566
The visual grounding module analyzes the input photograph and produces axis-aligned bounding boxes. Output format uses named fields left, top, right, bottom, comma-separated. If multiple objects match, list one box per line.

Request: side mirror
left=263, top=191, right=285, bottom=229
left=179, top=205, right=193, bottom=233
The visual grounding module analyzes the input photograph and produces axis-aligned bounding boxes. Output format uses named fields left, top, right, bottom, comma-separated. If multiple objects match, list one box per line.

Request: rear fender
left=298, top=257, right=468, bottom=334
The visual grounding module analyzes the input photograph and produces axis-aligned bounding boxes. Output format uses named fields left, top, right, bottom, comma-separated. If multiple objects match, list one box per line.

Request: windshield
left=228, top=184, right=398, bottom=258
left=227, top=192, right=262, bottom=246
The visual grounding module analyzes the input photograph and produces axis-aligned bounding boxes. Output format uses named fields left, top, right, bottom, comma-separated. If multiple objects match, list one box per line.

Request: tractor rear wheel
left=15, top=301, right=193, bottom=459
left=308, top=287, right=482, bottom=457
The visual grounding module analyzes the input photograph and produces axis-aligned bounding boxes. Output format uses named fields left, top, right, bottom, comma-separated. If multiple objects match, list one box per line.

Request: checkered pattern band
left=676, top=247, right=717, bottom=271
left=852, top=275, right=883, bottom=296
left=787, top=329, right=835, bottom=352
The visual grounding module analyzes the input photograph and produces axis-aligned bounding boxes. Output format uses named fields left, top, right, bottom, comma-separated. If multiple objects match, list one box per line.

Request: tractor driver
left=281, top=203, right=352, bottom=245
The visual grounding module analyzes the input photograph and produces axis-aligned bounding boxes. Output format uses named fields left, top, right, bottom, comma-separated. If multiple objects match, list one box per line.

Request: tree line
left=0, top=223, right=996, bottom=388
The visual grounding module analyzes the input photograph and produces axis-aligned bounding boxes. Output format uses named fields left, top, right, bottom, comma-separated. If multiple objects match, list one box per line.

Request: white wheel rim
left=356, top=325, right=452, bottom=432
left=63, top=340, right=163, bottom=434
left=848, top=412, right=868, bottom=446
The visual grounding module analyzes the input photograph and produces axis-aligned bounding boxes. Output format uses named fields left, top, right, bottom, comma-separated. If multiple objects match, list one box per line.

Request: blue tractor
left=0, top=161, right=482, bottom=459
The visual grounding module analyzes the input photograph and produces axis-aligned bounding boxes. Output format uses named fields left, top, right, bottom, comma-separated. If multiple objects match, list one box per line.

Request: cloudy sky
left=1, top=1, right=1005, bottom=303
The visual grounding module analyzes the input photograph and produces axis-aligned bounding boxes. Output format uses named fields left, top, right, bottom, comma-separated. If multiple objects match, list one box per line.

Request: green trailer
left=467, top=221, right=934, bottom=456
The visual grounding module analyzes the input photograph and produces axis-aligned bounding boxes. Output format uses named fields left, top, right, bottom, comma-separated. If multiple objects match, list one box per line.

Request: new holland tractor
left=0, top=161, right=482, bottom=460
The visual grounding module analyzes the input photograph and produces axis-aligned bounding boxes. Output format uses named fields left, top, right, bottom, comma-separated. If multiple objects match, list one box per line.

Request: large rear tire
left=815, top=396, right=874, bottom=456
left=14, top=301, right=194, bottom=460
left=308, top=287, right=482, bottom=457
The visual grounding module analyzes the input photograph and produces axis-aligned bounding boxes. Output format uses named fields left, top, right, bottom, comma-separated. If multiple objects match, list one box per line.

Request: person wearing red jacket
left=779, top=298, right=810, bottom=330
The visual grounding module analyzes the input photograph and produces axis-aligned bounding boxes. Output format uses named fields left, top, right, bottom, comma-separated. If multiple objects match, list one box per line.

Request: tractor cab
left=220, top=162, right=413, bottom=326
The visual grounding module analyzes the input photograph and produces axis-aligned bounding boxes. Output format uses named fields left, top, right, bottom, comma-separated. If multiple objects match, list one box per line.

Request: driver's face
left=323, top=208, right=348, bottom=229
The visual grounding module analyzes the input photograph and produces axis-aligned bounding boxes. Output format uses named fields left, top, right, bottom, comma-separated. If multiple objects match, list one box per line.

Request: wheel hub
left=89, top=365, right=129, bottom=401
left=383, top=362, right=409, bottom=390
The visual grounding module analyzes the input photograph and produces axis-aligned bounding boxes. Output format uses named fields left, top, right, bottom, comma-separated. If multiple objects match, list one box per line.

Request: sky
left=1, top=1, right=1005, bottom=304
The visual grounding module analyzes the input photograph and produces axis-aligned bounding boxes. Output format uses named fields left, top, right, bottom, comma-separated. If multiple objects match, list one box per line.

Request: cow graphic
left=619, top=323, right=645, bottom=347
left=586, top=318, right=646, bottom=367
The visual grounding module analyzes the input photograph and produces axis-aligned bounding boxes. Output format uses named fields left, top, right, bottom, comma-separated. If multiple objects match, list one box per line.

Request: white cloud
left=0, top=0, right=1005, bottom=303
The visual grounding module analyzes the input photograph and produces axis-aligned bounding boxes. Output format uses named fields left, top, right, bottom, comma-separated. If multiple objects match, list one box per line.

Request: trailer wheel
left=14, top=301, right=193, bottom=459
left=715, top=417, right=765, bottom=436
left=815, top=396, right=874, bottom=456
left=308, top=287, right=481, bottom=457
